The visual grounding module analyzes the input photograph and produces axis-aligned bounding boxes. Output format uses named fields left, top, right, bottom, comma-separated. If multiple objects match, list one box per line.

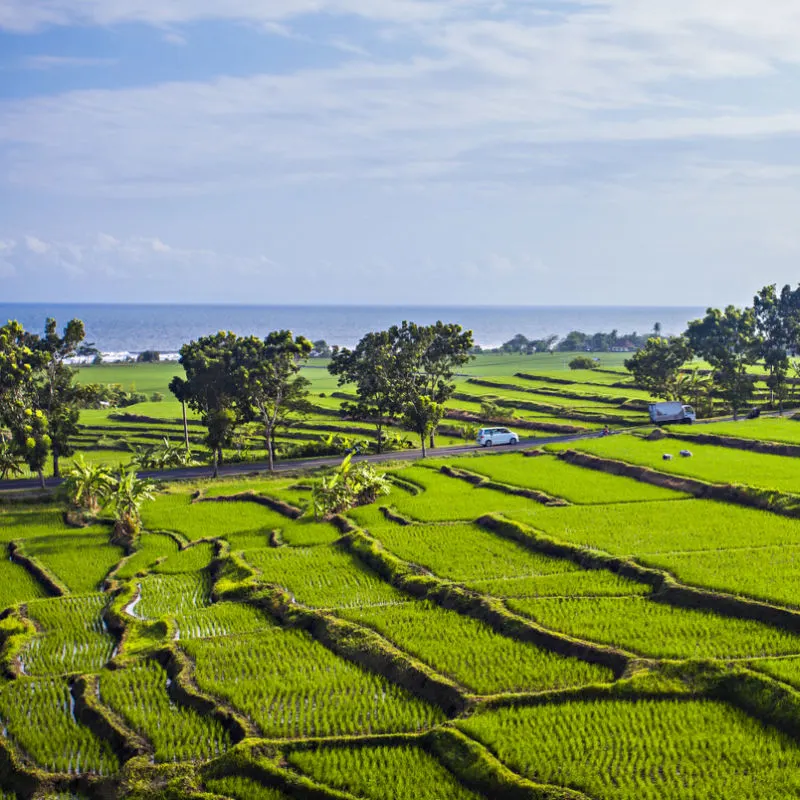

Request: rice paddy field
left=6, top=356, right=800, bottom=797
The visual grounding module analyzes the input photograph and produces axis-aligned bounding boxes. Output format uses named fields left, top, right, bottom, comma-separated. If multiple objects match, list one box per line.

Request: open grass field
left=5, top=383, right=800, bottom=797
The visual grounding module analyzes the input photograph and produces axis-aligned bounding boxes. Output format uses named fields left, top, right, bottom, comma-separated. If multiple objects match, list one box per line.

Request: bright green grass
left=372, top=523, right=579, bottom=585
left=183, top=629, right=444, bottom=738
left=141, top=492, right=285, bottom=542
left=22, top=594, right=115, bottom=675
left=459, top=698, right=800, bottom=800
left=509, top=498, right=800, bottom=555
left=113, top=533, right=180, bottom=580
left=173, top=601, right=269, bottom=641
left=443, top=454, right=685, bottom=504
left=677, top=416, right=800, bottom=445
left=137, top=571, right=211, bottom=621
left=750, top=657, right=800, bottom=689
left=204, top=776, right=290, bottom=800
left=468, top=570, right=650, bottom=599
left=152, top=542, right=215, bottom=573
left=242, top=545, right=406, bottom=608
left=556, top=434, right=800, bottom=495
left=339, top=601, right=613, bottom=694
left=76, top=362, right=181, bottom=394
left=0, top=557, right=47, bottom=610
left=287, top=744, right=482, bottom=800
left=280, top=518, right=340, bottom=547
left=0, top=508, right=77, bottom=543
left=99, top=659, right=230, bottom=762
left=22, top=530, right=123, bottom=594
left=640, top=545, right=800, bottom=610
left=509, top=596, right=800, bottom=659
left=384, top=467, right=544, bottom=522
left=0, top=676, right=119, bottom=774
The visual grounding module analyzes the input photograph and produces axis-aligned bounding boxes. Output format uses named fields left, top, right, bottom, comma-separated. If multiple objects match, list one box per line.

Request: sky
left=2, top=1, right=800, bottom=306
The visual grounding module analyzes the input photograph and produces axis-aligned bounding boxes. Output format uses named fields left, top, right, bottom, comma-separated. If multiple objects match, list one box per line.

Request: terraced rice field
left=4, top=387, right=800, bottom=798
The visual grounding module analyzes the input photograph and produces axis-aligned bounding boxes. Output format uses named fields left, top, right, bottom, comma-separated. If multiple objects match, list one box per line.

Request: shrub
left=569, top=356, right=597, bottom=370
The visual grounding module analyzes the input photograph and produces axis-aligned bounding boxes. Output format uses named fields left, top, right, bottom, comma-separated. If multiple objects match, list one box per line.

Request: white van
left=476, top=427, right=520, bottom=447
left=648, top=402, right=696, bottom=425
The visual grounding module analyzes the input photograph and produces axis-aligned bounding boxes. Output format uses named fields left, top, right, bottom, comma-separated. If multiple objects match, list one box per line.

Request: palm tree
left=105, top=467, right=156, bottom=547
left=62, top=456, right=113, bottom=515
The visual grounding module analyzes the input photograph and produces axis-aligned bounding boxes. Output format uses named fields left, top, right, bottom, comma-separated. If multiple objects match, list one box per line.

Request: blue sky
left=2, top=1, right=800, bottom=305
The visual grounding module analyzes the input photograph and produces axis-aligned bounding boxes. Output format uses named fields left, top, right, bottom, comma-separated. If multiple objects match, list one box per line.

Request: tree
left=390, top=321, right=474, bottom=450
left=231, top=331, right=313, bottom=472
left=402, top=394, right=444, bottom=458
left=34, top=318, right=86, bottom=477
left=168, top=376, right=192, bottom=452
left=329, top=331, right=404, bottom=454
left=754, top=284, right=800, bottom=414
left=177, top=332, right=239, bottom=477
left=686, top=306, right=759, bottom=419
left=569, top=356, right=597, bottom=370
left=311, top=340, right=332, bottom=358
left=136, top=350, right=160, bottom=363
left=311, top=454, right=391, bottom=519
left=625, top=337, right=692, bottom=400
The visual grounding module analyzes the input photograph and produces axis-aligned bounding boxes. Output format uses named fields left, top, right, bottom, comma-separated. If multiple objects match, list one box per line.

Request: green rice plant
left=459, top=698, right=800, bottom=800
left=137, top=572, right=212, bottom=621
left=383, top=467, right=547, bottom=522
left=0, top=508, right=69, bottom=543
left=372, top=523, right=579, bottom=584
left=279, top=518, right=340, bottom=547
left=339, top=601, right=613, bottom=694
left=444, top=454, right=685, bottom=504
left=508, top=596, right=800, bottom=659
left=750, top=657, right=800, bottom=689
left=21, top=531, right=124, bottom=595
left=204, top=776, right=290, bottom=800
left=21, top=594, right=115, bottom=675
left=640, top=545, right=800, bottom=610
left=113, top=532, right=180, bottom=580
left=183, top=629, right=444, bottom=738
left=287, top=744, right=482, bottom=800
left=242, top=545, right=406, bottom=608
left=560, top=434, right=800, bottom=495
left=681, top=417, right=800, bottom=446
left=152, top=542, right=215, bottom=573
left=509, top=498, right=800, bottom=555
left=468, top=570, right=650, bottom=599
left=0, top=557, right=47, bottom=611
left=174, top=601, right=269, bottom=640
left=0, top=676, right=119, bottom=775
left=141, top=493, right=286, bottom=542
left=203, top=477, right=311, bottom=509
left=99, top=659, right=230, bottom=762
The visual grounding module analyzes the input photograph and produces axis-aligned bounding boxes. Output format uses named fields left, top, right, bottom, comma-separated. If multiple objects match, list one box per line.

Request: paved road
left=0, top=431, right=606, bottom=494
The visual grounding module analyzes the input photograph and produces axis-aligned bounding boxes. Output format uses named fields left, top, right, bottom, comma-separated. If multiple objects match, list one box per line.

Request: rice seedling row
left=99, top=659, right=230, bottom=762
left=459, top=697, right=800, bottom=800
left=338, top=600, right=613, bottom=694
left=182, top=629, right=444, bottom=738
left=137, top=572, right=212, bottom=621
left=173, top=601, right=270, bottom=641
left=0, top=677, right=118, bottom=775
left=0, top=557, right=48, bottom=611
left=443, top=454, right=685, bottom=504
left=508, top=596, right=800, bottom=659
left=287, top=744, right=483, bottom=800
left=21, top=594, right=116, bottom=676
left=203, top=776, right=291, bottom=800
left=241, top=545, right=406, bottom=609
left=113, top=533, right=180, bottom=580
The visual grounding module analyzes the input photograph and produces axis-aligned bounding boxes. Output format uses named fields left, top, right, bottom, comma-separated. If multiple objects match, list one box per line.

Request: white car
left=476, top=427, right=519, bottom=447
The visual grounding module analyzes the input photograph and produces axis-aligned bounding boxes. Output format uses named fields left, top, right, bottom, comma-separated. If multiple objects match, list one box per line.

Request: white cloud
left=19, top=55, right=118, bottom=70
left=4, top=233, right=278, bottom=282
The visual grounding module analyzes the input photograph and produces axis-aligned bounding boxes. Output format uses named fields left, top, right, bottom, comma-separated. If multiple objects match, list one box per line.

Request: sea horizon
left=1, top=302, right=707, bottom=354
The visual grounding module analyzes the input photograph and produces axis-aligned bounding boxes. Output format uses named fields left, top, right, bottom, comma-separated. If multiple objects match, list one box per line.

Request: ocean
left=1, top=304, right=706, bottom=358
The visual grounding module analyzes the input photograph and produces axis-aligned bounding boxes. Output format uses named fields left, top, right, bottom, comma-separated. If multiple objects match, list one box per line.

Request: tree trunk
left=420, top=434, right=427, bottom=458
left=181, top=400, right=189, bottom=452
left=38, top=469, right=45, bottom=489
left=212, top=447, right=220, bottom=478
left=429, top=430, right=436, bottom=450
left=267, top=429, right=275, bottom=472
left=52, top=447, right=60, bottom=479
left=375, top=422, right=383, bottom=454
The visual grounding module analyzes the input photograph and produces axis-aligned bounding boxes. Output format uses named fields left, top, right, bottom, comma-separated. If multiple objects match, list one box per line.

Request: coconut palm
left=62, top=455, right=113, bottom=515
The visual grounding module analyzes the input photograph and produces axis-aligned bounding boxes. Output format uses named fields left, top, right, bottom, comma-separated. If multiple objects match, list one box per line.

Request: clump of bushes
left=311, top=455, right=391, bottom=519
left=569, top=356, right=598, bottom=370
